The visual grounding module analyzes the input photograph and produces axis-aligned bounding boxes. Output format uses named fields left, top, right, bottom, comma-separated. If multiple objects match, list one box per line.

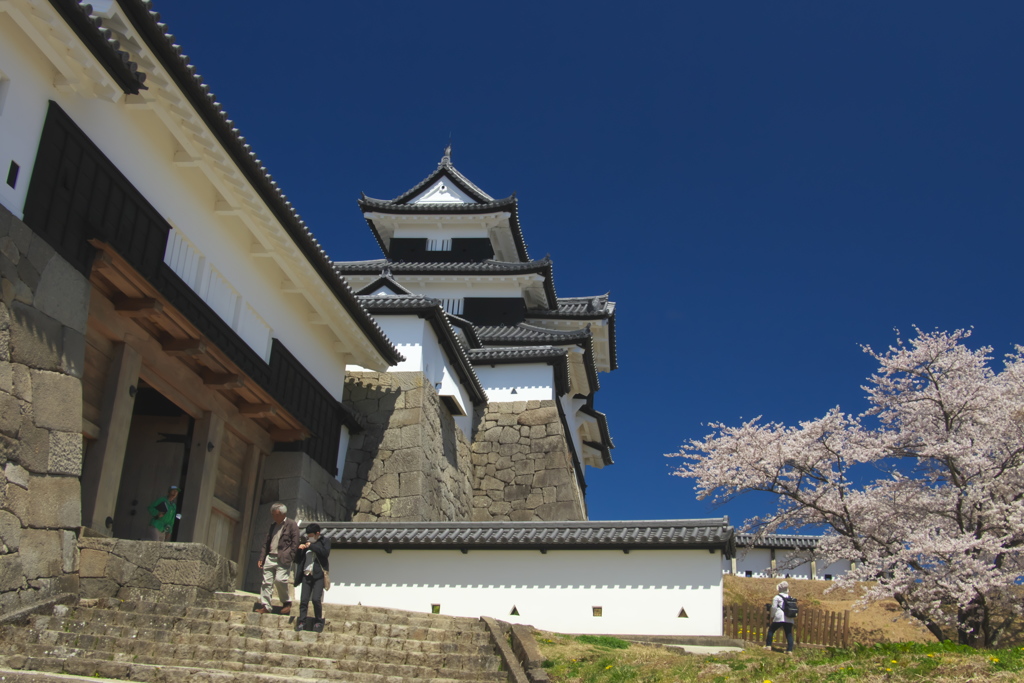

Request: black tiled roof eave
left=580, top=403, right=614, bottom=451
left=49, top=0, right=146, bottom=94
left=526, top=299, right=618, bottom=371
left=446, top=314, right=481, bottom=348
left=335, top=258, right=554, bottom=278
left=476, top=323, right=593, bottom=346
left=114, top=1, right=402, bottom=367
left=735, top=534, right=821, bottom=550
left=316, top=519, right=735, bottom=554
left=358, top=296, right=486, bottom=405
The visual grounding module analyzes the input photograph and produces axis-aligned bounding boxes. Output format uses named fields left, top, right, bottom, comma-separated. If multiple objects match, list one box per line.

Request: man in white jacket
left=764, top=581, right=795, bottom=653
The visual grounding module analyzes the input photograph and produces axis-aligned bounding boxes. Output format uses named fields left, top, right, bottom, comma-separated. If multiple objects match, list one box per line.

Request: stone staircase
left=0, top=592, right=509, bottom=682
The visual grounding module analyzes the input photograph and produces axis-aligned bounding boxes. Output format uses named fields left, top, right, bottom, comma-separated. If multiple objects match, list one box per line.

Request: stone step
left=0, top=656, right=500, bottom=683
left=1, top=642, right=506, bottom=682
left=209, top=593, right=484, bottom=631
left=39, top=607, right=494, bottom=654
left=12, top=625, right=500, bottom=675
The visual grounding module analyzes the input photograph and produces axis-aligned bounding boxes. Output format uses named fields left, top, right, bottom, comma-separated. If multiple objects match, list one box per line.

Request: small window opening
left=592, top=606, right=603, bottom=617
left=431, top=604, right=441, bottom=614
left=677, top=607, right=689, bottom=618
left=510, top=606, right=519, bottom=616
left=427, top=238, right=452, bottom=251
left=824, top=574, right=833, bottom=581
left=744, top=570, right=752, bottom=578
left=6, top=161, right=18, bottom=189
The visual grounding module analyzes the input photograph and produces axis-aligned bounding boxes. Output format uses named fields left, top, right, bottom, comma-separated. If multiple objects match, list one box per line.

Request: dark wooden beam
left=161, top=338, right=207, bottom=357
left=114, top=296, right=163, bottom=317
left=201, top=371, right=244, bottom=387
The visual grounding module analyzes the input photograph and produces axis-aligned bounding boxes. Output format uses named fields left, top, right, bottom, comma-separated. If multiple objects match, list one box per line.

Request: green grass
left=535, top=632, right=1024, bottom=682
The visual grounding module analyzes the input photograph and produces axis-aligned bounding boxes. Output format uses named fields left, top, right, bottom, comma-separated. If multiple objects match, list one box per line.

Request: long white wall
left=327, top=548, right=724, bottom=637
left=0, top=9, right=353, bottom=400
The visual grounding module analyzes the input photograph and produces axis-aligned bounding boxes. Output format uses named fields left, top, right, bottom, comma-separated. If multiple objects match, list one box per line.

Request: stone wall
left=470, top=401, right=586, bottom=521
left=342, top=372, right=474, bottom=522
left=79, top=536, right=236, bottom=603
left=0, top=204, right=89, bottom=617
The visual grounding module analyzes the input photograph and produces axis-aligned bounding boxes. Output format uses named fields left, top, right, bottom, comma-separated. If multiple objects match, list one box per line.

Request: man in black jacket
left=294, top=522, right=330, bottom=632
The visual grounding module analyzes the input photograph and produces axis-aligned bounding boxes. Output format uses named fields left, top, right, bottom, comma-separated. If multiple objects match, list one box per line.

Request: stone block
left=0, top=553, right=27, bottom=592
left=112, top=539, right=163, bottom=571
left=25, top=233, right=54, bottom=273
left=546, top=422, right=563, bottom=436
left=49, top=430, right=83, bottom=475
left=5, top=461, right=29, bottom=488
left=16, top=422, right=49, bottom=472
left=9, top=302, right=63, bottom=371
left=19, top=528, right=62, bottom=579
left=6, top=481, right=29, bottom=520
left=373, top=472, right=399, bottom=498
left=16, top=257, right=40, bottom=292
left=79, top=548, right=110, bottom=578
left=509, top=510, right=537, bottom=522
left=29, top=370, right=81, bottom=432
left=0, top=236, right=18, bottom=265
left=398, top=471, right=423, bottom=497
left=11, top=364, right=31, bottom=401
left=0, top=360, right=11, bottom=394
left=8, top=218, right=31, bottom=253
left=470, top=509, right=492, bottom=522
left=517, top=407, right=558, bottom=427
left=61, top=327, right=85, bottom=378
left=526, top=492, right=544, bottom=509
left=498, top=427, right=520, bottom=445
left=388, top=407, right=422, bottom=428
left=32, top=254, right=90, bottom=334
left=536, top=501, right=583, bottom=520
left=543, top=487, right=557, bottom=504
left=0, top=509, right=22, bottom=551
left=532, top=435, right=566, bottom=454
left=0, top=392, right=21, bottom=437
left=489, top=501, right=512, bottom=516
left=533, top=469, right=570, bottom=488
left=62, top=530, right=77, bottom=573
left=26, top=474, right=80, bottom=528
left=481, top=475, right=504, bottom=491
left=494, top=468, right=515, bottom=484
left=389, top=496, right=422, bottom=519
left=386, top=447, right=424, bottom=474
left=503, top=485, right=531, bottom=502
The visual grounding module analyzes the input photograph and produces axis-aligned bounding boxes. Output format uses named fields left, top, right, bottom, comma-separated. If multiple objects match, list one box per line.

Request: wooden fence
left=724, top=604, right=851, bottom=648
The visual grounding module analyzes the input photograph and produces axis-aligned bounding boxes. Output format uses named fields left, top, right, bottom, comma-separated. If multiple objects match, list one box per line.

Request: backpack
left=779, top=594, right=799, bottom=618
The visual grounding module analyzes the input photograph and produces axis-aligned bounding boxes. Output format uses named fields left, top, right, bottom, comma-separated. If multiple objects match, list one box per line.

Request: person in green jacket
left=146, top=485, right=180, bottom=541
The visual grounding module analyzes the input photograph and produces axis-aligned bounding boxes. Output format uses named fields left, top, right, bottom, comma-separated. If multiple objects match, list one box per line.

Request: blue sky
left=156, top=2, right=1024, bottom=526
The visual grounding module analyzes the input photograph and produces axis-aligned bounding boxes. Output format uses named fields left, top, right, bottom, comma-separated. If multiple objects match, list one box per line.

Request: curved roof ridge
left=386, top=153, right=495, bottom=204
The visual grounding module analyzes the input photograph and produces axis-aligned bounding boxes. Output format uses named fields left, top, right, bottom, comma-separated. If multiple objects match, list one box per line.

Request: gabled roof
left=358, top=152, right=530, bottom=263
left=318, top=519, right=735, bottom=554
left=58, top=0, right=404, bottom=367
left=357, top=295, right=486, bottom=405
left=354, top=270, right=415, bottom=296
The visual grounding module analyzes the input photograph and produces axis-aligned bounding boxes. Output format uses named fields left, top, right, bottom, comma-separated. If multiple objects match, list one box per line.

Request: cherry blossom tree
left=670, top=329, right=1024, bottom=646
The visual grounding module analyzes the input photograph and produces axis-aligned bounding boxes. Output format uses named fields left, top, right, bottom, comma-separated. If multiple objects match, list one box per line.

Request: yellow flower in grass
left=885, top=668, right=892, bottom=673
left=890, top=660, right=897, bottom=664
left=927, top=654, right=934, bottom=658
left=605, top=665, right=614, bottom=670
left=992, top=657, right=1000, bottom=663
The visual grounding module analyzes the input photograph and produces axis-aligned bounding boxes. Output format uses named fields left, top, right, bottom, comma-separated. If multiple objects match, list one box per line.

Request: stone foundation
left=1, top=204, right=89, bottom=617
left=79, top=536, right=236, bottom=603
left=470, top=401, right=585, bottom=521
left=342, top=372, right=474, bottom=522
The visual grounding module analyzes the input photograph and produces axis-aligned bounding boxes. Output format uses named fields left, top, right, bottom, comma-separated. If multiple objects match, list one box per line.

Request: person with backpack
left=294, top=523, right=330, bottom=632
left=764, top=580, right=797, bottom=653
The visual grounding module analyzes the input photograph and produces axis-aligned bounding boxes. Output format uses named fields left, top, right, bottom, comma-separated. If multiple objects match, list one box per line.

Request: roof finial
left=440, top=137, right=452, bottom=167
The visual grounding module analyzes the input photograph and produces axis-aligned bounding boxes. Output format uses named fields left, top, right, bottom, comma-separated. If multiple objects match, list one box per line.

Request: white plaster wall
left=476, top=364, right=554, bottom=402
left=0, top=17, right=53, bottom=217
left=335, top=426, right=351, bottom=482
left=413, top=281, right=524, bottom=300
left=0, top=12, right=355, bottom=400
left=327, top=548, right=724, bottom=637
left=560, top=395, right=586, bottom=469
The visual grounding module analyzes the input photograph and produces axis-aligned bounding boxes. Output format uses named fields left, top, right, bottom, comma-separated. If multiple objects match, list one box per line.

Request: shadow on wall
left=340, top=378, right=400, bottom=518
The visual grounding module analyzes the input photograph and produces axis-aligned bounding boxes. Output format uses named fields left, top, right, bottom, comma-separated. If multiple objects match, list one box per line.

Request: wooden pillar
left=810, top=554, right=818, bottom=580
left=770, top=548, right=777, bottom=578
left=178, top=411, right=225, bottom=544
left=80, top=342, right=142, bottom=535
left=730, top=556, right=737, bottom=575
left=233, top=444, right=264, bottom=588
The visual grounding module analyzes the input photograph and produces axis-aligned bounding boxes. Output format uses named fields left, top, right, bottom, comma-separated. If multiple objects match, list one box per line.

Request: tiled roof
left=446, top=314, right=481, bottom=348
left=580, top=403, right=614, bottom=451
left=335, top=258, right=552, bottom=275
left=359, top=195, right=516, bottom=214
left=82, top=1, right=404, bottom=366
left=50, top=0, right=147, bottom=93
left=527, top=295, right=618, bottom=372
left=354, top=272, right=414, bottom=296
left=334, top=258, right=558, bottom=309
left=318, top=519, right=735, bottom=553
left=476, top=324, right=592, bottom=346
left=735, top=534, right=821, bottom=550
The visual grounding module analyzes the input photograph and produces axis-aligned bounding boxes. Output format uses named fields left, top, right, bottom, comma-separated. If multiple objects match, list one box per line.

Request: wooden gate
left=724, top=604, right=851, bottom=648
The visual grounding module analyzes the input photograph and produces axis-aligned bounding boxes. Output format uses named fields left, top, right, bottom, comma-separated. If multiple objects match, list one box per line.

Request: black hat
left=305, top=523, right=321, bottom=535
